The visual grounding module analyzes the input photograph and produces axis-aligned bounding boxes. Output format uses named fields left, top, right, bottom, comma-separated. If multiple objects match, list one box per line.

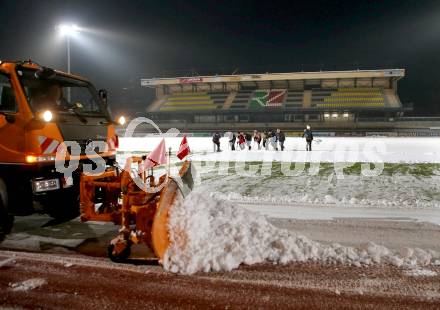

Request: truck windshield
left=18, top=68, right=104, bottom=116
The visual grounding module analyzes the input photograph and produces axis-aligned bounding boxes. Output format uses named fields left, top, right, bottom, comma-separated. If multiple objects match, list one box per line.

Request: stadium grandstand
left=137, top=69, right=440, bottom=135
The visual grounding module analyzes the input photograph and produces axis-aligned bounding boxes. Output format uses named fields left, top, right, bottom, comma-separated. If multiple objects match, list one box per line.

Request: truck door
left=0, top=73, right=25, bottom=163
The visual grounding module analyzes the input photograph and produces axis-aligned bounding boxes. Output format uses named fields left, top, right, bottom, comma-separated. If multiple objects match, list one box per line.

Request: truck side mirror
left=99, top=89, right=108, bottom=105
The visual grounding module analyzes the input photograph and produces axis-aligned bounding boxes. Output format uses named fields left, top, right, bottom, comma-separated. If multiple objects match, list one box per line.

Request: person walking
left=245, top=132, right=252, bottom=150
left=237, top=132, right=246, bottom=150
left=276, top=129, right=286, bottom=151
left=262, top=130, right=268, bottom=150
left=229, top=132, right=236, bottom=151
left=253, top=130, right=262, bottom=150
left=269, top=130, right=277, bottom=150
left=302, top=125, right=314, bottom=151
left=212, top=132, right=221, bottom=152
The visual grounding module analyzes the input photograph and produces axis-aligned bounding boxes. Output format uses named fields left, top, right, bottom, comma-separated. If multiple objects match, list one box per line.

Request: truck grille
left=73, top=139, right=107, bottom=155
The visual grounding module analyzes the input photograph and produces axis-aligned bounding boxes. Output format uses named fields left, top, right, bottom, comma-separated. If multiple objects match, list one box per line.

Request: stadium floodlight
left=324, top=113, right=330, bottom=118
left=332, top=113, right=338, bottom=118
left=57, top=24, right=79, bottom=37
left=56, top=24, right=80, bottom=101
left=56, top=24, right=81, bottom=74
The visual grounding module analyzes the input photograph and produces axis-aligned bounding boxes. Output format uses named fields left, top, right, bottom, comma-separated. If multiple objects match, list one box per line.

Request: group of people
left=227, top=129, right=285, bottom=151
left=212, top=126, right=314, bottom=152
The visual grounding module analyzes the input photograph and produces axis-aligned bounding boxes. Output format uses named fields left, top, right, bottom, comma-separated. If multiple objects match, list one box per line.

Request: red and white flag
left=145, top=138, right=167, bottom=168
left=177, top=135, right=190, bottom=160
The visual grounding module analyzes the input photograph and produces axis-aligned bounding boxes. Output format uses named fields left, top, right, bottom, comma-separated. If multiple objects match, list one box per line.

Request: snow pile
left=163, top=192, right=440, bottom=275
left=9, top=278, right=47, bottom=292
left=0, top=257, right=15, bottom=268
left=404, top=268, right=438, bottom=277
left=1, top=233, right=84, bottom=252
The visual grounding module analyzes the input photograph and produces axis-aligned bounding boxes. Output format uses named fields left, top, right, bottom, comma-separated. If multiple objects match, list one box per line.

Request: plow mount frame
left=80, top=159, right=192, bottom=262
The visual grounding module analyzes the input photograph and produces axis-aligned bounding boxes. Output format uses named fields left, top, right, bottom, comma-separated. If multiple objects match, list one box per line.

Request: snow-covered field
left=119, top=137, right=440, bottom=210
left=118, top=136, right=440, bottom=274
left=120, top=136, right=440, bottom=163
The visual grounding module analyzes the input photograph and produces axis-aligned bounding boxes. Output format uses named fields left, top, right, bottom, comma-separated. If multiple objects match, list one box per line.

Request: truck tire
left=0, top=179, right=14, bottom=237
left=7, top=180, right=34, bottom=216
left=44, top=191, right=80, bottom=221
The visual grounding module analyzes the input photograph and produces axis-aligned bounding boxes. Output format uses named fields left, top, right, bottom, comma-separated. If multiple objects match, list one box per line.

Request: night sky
left=0, top=0, right=439, bottom=114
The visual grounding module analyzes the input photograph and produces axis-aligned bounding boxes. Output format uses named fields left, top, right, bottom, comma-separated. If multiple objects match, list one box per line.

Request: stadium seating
left=153, top=87, right=400, bottom=111
left=284, top=90, right=304, bottom=108
left=159, top=92, right=221, bottom=111
left=311, top=88, right=386, bottom=109
left=230, top=90, right=253, bottom=109
left=209, top=92, right=230, bottom=105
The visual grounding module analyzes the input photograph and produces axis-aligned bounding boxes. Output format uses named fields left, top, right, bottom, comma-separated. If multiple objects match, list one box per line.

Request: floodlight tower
left=56, top=24, right=79, bottom=74
left=56, top=24, right=79, bottom=101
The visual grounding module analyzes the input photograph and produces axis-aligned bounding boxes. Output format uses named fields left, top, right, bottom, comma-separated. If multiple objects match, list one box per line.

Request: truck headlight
left=26, top=155, right=37, bottom=163
left=26, top=155, right=56, bottom=163
left=42, top=110, right=53, bottom=122
left=117, top=116, right=126, bottom=125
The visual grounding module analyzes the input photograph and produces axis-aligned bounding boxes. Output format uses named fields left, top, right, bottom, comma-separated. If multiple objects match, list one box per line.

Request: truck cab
left=0, top=60, right=119, bottom=235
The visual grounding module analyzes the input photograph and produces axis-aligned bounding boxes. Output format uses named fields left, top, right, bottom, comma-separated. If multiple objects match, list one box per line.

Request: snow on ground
left=120, top=137, right=440, bottom=163
left=0, top=233, right=85, bottom=252
left=238, top=202, right=440, bottom=225
left=0, top=257, right=15, bottom=268
left=204, top=174, right=440, bottom=209
left=118, top=136, right=440, bottom=209
left=270, top=218, right=440, bottom=252
left=0, top=216, right=119, bottom=255
left=404, top=268, right=438, bottom=277
left=164, top=192, right=440, bottom=275
left=9, top=278, right=47, bottom=292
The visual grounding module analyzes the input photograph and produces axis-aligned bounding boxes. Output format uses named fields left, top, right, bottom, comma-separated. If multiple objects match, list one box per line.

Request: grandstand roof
left=141, top=69, right=405, bottom=87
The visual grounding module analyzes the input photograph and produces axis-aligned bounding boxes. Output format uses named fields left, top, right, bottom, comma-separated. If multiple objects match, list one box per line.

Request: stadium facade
left=139, top=69, right=439, bottom=136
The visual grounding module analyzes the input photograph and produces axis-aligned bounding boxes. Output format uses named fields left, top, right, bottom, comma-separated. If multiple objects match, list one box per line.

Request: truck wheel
left=7, top=180, right=34, bottom=216
left=44, top=192, right=80, bottom=221
left=108, top=242, right=131, bottom=263
left=0, top=179, right=14, bottom=237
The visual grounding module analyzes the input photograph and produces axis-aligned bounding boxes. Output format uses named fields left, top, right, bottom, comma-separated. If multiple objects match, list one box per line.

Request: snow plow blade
left=151, top=178, right=183, bottom=260
left=79, top=160, right=194, bottom=263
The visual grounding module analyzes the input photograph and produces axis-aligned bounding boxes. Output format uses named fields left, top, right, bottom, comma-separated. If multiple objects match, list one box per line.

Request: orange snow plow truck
left=0, top=60, right=119, bottom=235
